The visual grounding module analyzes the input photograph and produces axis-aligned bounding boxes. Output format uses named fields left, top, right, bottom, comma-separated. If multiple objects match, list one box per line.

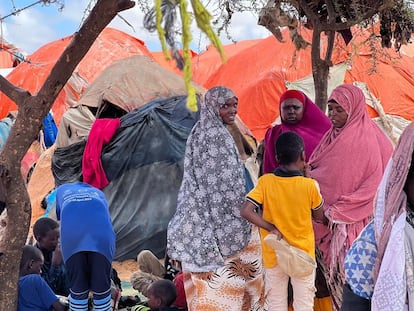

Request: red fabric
left=279, top=89, right=306, bottom=105
left=172, top=271, right=187, bottom=309
left=82, top=118, right=120, bottom=189
left=262, top=90, right=331, bottom=174
left=309, top=84, right=393, bottom=269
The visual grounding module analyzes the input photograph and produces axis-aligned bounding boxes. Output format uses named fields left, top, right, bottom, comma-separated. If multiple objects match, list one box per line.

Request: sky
left=0, top=0, right=271, bottom=55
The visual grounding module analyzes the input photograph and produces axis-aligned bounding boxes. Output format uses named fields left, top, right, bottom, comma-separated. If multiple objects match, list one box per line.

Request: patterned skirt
left=183, top=226, right=267, bottom=311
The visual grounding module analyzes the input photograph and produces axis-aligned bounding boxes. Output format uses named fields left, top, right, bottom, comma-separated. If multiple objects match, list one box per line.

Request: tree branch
left=0, top=76, right=31, bottom=106
left=319, top=1, right=394, bottom=32
left=296, top=0, right=320, bottom=26
left=325, top=0, right=337, bottom=24
left=324, top=30, right=335, bottom=63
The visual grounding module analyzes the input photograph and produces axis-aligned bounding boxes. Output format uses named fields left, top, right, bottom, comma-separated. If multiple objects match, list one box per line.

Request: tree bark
left=0, top=1, right=135, bottom=310
left=311, top=24, right=331, bottom=112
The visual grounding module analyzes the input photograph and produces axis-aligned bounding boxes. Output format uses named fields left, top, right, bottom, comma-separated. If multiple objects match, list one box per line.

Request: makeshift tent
left=30, top=54, right=257, bottom=260
left=50, top=95, right=255, bottom=261
left=52, top=95, right=200, bottom=260
left=28, top=55, right=207, bottom=259
left=192, top=26, right=414, bottom=140
left=55, top=55, right=205, bottom=147
left=0, top=27, right=154, bottom=124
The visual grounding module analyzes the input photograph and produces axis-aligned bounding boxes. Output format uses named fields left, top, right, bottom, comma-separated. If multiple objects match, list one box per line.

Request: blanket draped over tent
left=52, top=95, right=200, bottom=260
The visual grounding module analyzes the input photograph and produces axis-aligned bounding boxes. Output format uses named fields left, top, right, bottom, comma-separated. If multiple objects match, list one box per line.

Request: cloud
left=107, top=6, right=162, bottom=51
left=1, top=1, right=271, bottom=55
left=1, top=1, right=87, bottom=54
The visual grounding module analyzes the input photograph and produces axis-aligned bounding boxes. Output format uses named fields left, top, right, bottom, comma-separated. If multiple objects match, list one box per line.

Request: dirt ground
left=113, top=259, right=138, bottom=281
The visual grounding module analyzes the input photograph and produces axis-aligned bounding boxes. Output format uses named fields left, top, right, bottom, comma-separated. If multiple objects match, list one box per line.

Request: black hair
left=20, top=245, right=43, bottom=271
left=148, top=279, right=177, bottom=307
left=33, top=217, right=59, bottom=239
left=275, top=131, right=304, bottom=165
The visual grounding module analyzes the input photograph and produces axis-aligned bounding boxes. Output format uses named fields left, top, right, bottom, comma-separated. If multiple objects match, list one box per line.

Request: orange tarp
left=0, top=50, right=13, bottom=68
left=151, top=50, right=198, bottom=75
left=0, top=38, right=20, bottom=68
left=191, top=26, right=414, bottom=140
left=191, top=39, right=263, bottom=86
left=192, top=28, right=322, bottom=139
left=0, top=27, right=154, bottom=124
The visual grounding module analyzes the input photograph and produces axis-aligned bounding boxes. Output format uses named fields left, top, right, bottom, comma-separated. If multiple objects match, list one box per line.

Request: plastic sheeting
left=52, top=140, right=86, bottom=186
left=102, top=95, right=199, bottom=260
left=52, top=95, right=200, bottom=260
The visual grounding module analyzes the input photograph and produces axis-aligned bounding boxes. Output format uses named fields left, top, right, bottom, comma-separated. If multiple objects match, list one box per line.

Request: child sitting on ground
left=130, top=250, right=186, bottom=310
left=241, top=131, right=326, bottom=311
left=18, top=245, right=65, bottom=311
left=33, top=217, right=70, bottom=297
left=133, top=279, right=182, bottom=311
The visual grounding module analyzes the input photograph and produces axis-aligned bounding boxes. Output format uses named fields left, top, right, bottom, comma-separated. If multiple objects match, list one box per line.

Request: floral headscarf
left=167, top=86, right=251, bottom=272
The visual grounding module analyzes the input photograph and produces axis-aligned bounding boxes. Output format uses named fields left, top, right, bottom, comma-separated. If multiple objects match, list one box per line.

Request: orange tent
left=192, top=26, right=414, bottom=140
left=0, top=27, right=154, bottom=124
left=0, top=50, right=13, bottom=68
left=192, top=39, right=262, bottom=86
left=151, top=50, right=198, bottom=75
left=0, top=38, right=21, bottom=69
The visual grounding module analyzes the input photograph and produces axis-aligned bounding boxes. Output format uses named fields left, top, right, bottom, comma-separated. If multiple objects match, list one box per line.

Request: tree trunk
left=0, top=1, right=135, bottom=309
left=311, top=25, right=330, bottom=112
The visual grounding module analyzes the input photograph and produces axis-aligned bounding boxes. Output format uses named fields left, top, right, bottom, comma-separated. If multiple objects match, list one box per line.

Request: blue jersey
left=18, top=274, right=58, bottom=311
left=56, top=182, right=116, bottom=263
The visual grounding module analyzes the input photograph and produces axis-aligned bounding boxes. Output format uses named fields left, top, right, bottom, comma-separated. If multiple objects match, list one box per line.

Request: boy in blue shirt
left=56, top=181, right=115, bottom=311
left=18, top=245, right=65, bottom=311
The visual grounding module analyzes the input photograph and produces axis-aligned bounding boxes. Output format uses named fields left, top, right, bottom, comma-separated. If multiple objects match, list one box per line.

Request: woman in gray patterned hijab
left=167, top=86, right=265, bottom=310
left=168, top=85, right=251, bottom=270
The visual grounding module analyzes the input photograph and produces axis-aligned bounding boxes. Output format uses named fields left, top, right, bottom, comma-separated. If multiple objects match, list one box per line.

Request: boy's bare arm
left=241, top=201, right=282, bottom=237
left=312, top=204, right=328, bottom=225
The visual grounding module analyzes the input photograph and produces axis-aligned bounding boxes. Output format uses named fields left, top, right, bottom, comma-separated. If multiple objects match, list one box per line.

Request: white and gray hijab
left=167, top=86, right=251, bottom=272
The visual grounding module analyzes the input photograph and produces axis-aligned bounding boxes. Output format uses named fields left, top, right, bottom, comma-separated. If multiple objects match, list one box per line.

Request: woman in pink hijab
left=262, top=89, right=331, bottom=174
left=309, top=84, right=393, bottom=310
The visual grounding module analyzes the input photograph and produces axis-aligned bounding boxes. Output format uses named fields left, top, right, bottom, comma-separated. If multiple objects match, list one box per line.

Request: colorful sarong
left=183, top=227, right=267, bottom=311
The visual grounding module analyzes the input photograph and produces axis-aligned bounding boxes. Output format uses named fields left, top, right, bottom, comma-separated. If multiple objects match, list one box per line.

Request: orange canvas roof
left=344, top=53, right=414, bottom=120
left=151, top=50, right=198, bottom=75
left=193, top=28, right=316, bottom=139
left=0, top=37, right=21, bottom=68
left=0, top=50, right=13, bottom=68
left=192, top=26, right=414, bottom=140
left=192, top=39, right=263, bottom=85
left=0, top=27, right=154, bottom=124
